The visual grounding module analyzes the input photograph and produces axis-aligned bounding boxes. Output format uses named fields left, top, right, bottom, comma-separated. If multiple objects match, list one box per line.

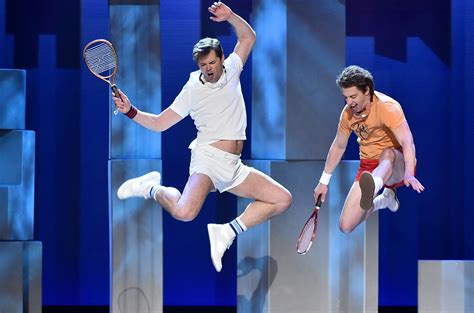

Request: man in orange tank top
left=313, top=65, right=424, bottom=233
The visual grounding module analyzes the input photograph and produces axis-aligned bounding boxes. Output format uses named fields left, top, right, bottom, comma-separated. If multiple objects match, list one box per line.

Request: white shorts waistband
left=192, top=144, right=241, bottom=161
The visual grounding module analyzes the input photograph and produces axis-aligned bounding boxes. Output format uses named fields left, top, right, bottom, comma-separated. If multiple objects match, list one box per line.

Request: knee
left=339, top=219, right=356, bottom=234
left=275, top=190, right=293, bottom=214
left=379, top=149, right=396, bottom=162
left=173, top=205, right=200, bottom=222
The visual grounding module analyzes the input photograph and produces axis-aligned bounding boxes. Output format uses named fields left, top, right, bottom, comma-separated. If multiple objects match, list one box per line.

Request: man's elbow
left=242, top=32, right=256, bottom=47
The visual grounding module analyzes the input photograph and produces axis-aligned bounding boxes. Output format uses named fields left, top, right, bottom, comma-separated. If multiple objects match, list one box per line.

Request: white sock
left=228, top=216, right=247, bottom=236
left=373, top=176, right=384, bottom=195
left=149, top=183, right=163, bottom=200
left=223, top=224, right=237, bottom=240
left=236, top=216, right=247, bottom=231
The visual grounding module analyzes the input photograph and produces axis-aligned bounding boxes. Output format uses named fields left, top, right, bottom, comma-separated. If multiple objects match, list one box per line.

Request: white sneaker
left=373, top=188, right=400, bottom=212
left=117, top=171, right=161, bottom=200
left=384, top=188, right=400, bottom=212
left=359, top=171, right=376, bottom=210
left=207, top=224, right=235, bottom=272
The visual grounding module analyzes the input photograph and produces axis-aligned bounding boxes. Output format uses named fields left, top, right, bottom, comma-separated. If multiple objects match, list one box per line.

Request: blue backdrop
left=0, top=0, right=473, bottom=308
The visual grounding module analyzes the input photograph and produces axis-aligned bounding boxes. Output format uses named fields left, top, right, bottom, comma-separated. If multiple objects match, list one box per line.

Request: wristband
left=319, top=171, right=332, bottom=185
left=125, top=105, right=138, bottom=119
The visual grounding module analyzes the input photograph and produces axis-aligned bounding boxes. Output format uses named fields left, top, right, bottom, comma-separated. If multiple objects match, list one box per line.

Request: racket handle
left=111, top=84, right=121, bottom=115
left=315, top=195, right=322, bottom=207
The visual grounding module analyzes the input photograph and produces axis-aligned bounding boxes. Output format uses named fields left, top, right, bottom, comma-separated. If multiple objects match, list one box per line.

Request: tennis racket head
left=296, top=196, right=323, bottom=255
left=83, top=39, right=118, bottom=85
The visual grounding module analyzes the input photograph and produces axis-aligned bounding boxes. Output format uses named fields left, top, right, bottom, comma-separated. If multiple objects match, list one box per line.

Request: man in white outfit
left=113, top=1, right=292, bottom=272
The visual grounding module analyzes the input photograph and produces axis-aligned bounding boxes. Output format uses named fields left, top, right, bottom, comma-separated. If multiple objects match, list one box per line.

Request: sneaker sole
left=359, top=172, right=375, bottom=210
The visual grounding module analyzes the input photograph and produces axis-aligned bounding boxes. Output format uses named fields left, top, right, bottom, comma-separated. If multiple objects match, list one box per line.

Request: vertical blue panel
left=0, top=130, right=35, bottom=240
left=286, top=0, right=345, bottom=160
left=27, top=35, right=81, bottom=305
left=251, top=0, right=286, bottom=159
left=0, top=0, right=14, bottom=66
left=80, top=0, right=110, bottom=305
left=251, top=0, right=344, bottom=160
left=453, top=0, right=474, bottom=260
left=0, top=69, right=25, bottom=130
left=110, top=4, right=161, bottom=159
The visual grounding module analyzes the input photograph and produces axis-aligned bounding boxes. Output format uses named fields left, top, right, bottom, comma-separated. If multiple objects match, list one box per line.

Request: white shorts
left=189, top=144, right=252, bottom=193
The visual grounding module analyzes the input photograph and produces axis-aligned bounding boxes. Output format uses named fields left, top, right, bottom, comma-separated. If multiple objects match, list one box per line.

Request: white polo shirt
left=169, top=53, right=247, bottom=148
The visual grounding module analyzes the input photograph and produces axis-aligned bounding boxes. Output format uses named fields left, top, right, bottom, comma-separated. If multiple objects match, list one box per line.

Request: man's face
left=198, top=50, right=224, bottom=83
left=341, top=86, right=370, bottom=115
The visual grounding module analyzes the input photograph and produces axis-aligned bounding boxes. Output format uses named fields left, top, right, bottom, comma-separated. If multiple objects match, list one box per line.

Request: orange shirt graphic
left=338, top=91, right=406, bottom=160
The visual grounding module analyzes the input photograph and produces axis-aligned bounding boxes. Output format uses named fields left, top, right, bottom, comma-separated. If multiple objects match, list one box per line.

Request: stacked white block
left=419, top=260, right=474, bottom=313
left=237, top=161, right=378, bottom=313
left=0, top=130, right=35, bottom=240
left=0, top=242, right=42, bottom=313
left=0, top=69, right=42, bottom=313
left=109, top=160, right=163, bottom=313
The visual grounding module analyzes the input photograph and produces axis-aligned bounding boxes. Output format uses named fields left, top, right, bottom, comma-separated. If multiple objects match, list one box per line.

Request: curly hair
left=336, top=65, right=375, bottom=101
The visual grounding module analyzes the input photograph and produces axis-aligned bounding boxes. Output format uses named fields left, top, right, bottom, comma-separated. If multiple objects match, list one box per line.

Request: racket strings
left=297, top=216, right=316, bottom=253
left=85, top=43, right=117, bottom=75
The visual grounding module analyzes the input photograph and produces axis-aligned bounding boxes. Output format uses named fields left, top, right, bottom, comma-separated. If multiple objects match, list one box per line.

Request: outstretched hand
left=404, top=175, right=425, bottom=193
left=208, top=1, right=232, bottom=22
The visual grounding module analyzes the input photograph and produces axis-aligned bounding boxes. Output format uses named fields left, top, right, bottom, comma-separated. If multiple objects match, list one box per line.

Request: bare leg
left=207, top=169, right=292, bottom=272
left=228, top=169, right=293, bottom=229
left=340, top=149, right=405, bottom=233
left=339, top=182, right=373, bottom=233
left=373, top=148, right=405, bottom=185
left=155, top=173, right=214, bottom=222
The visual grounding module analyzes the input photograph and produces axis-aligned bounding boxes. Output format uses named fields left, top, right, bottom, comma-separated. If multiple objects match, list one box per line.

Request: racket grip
left=315, top=195, right=322, bottom=207
left=111, top=84, right=121, bottom=115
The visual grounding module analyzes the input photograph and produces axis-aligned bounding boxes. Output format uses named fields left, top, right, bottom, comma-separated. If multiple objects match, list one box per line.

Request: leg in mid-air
left=359, top=148, right=405, bottom=210
left=117, top=171, right=214, bottom=222
left=207, top=169, right=292, bottom=272
left=339, top=148, right=404, bottom=233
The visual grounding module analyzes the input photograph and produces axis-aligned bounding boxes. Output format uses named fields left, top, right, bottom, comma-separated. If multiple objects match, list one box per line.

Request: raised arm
left=314, top=129, right=350, bottom=202
left=208, top=2, right=256, bottom=65
left=113, top=89, right=183, bottom=132
left=392, top=121, right=425, bottom=193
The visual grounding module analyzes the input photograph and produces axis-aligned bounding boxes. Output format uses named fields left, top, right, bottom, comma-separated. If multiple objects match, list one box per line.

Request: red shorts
left=355, top=159, right=405, bottom=188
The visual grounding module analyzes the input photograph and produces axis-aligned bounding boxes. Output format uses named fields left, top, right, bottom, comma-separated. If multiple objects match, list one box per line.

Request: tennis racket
left=296, top=196, right=323, bottom=255
left=83, top=39, right=122, bottom=115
